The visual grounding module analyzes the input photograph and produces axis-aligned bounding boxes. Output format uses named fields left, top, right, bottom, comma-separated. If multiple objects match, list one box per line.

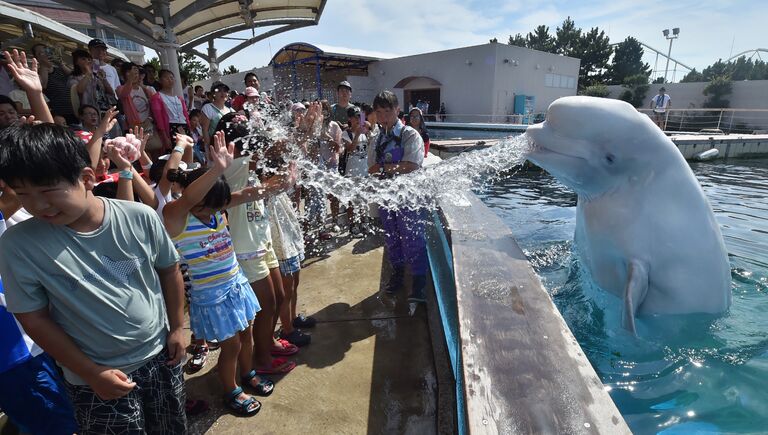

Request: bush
left=580, top=84, right=610, bottom=98
left=703, top=76, right=732, bottom=108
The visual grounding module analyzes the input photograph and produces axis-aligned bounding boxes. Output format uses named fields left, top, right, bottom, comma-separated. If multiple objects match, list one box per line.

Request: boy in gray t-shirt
left=0, top=123, right=187, bottom=433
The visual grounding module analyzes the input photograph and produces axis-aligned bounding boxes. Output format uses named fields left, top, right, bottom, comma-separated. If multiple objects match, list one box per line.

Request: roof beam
left=54, top=0, right=155, bottom=43
left=217, top=23, right=310, bottom=63
left=181, top=18, right=314, bottom=49
left=170, top=0, right=223, bottom=28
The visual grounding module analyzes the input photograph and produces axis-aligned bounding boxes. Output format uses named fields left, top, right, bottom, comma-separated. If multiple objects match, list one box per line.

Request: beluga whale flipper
left=525, top=96, right=731, bottom=333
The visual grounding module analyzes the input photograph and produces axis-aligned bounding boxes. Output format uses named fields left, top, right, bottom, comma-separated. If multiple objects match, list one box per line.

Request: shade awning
left=270, top=42, right=389, bottom=71
left=0, top=1, right=128, bottom=60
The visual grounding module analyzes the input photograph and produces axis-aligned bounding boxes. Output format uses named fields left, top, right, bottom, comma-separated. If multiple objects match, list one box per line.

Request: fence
left=638, top=108, right=768, bottom=134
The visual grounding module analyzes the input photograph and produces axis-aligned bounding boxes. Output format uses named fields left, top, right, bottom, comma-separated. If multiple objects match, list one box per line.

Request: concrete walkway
left=185, top=234, right=439, bottom=435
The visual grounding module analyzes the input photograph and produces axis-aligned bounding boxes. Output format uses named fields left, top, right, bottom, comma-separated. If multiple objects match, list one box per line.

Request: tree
left=578, top=27, right=612, bottom=89
left=222, top=65, right=240, bottom=75
left=619, top=73, right=650, bottom=108
left=508, top=33, right=526, bottom=47
left=489, top=37, right=498, bottom=43
left=145, top=57, right=161, bottom=71
left=681, top=68, right=703, bottom=82
left=703, top=76, right=732, bottom=108
left=526, top=25, right=555, bottom=52
left=608, top=37, right=650, bottom=84
left=554, top=17, right=581, bottom=57
left=652, top=76, right=665, bottom=84
left=580, top=84, right=610, bottom=98
left=178, top=52, right=209, bottom=83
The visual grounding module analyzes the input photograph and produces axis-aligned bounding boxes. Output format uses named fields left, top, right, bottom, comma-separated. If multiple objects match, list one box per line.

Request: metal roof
left=0, top=0, right=128, bottom=59
left=270, top=42, right=392, bottom=71
left=51, top=0, right=326, bottom=50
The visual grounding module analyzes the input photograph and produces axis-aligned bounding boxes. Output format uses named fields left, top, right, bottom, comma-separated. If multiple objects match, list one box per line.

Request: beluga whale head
left=525, top=96, right=681, bottom=198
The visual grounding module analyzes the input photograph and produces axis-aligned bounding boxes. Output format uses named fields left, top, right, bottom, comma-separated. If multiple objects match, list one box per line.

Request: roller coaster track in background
left=726, top=48, right=767, bottom=62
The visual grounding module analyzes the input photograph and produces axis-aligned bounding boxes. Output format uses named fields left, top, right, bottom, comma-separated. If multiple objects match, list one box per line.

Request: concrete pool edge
left=432, top=191, right=630, bottom=434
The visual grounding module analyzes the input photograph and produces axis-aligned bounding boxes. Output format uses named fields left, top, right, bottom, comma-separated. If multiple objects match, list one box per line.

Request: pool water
left=477, top=159, right=768, bottom=434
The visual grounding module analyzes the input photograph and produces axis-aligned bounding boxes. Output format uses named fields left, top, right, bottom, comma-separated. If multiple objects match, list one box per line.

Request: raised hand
left=98, top=106, right=118, bottom=132
left=4, top=49, right=41, bottom=93
left=209, top=131, right=234, bottom=172
left=174, top=133, right=194, bottom=148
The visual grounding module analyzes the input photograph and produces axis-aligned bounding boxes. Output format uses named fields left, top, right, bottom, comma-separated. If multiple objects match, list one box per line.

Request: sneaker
left=280, top=329, right=312, bottom=347
left=292, top=314, right=317, bottom=329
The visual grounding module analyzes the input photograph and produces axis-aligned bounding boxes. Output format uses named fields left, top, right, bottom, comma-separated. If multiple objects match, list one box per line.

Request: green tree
left=222, top=65, right=240, bottom=75
left=702, top=76, right=732, bottom=108
left=489, top=37, right=498, bottom=43
left=681, top=68, right=704, bottom=82
left=580, top=84, right=610, bottom=97
left=652, top=76, right=665, bottom=84
left=554, top=17, right=581, bottom=57
left=178, top=52, right=209, bottom=83
left=619, top=73, right=650, bottom=108
left=526, top=25, right=555, bottom=52
left=508, top=33, right=526, bottom=47
left=145, top=57, right=161, bottom=71
left=609, top=37, right=650, bottom=84
left=578, top=27, right=612, bottom=89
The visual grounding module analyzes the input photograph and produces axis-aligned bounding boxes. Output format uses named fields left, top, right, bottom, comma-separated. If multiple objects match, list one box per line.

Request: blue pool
left=478, top=159, right=768, bottom=434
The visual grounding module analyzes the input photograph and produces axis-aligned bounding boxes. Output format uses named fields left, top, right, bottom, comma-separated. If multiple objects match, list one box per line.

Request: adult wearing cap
left=201, top=81, right=233, bottom=148
left=331, top=80, right=357, bottom=194
left=88, top=39, right=120, bottom=97
left=231, top=72, right=260, bottom=111
left=650, top=87, right=671, bottom=130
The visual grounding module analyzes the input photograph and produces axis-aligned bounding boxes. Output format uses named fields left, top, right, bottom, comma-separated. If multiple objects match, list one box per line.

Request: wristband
left=118, top=169, right=134, bottom=180
left=142, top=162, right=152, bottom=171
left=172, top=145, right=185, bottom=154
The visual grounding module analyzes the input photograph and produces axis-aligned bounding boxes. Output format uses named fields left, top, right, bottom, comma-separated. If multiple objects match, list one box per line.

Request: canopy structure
left=269, top=42, right=388, bottom=99
left=51, top=0, right=326, bottom=94
left=0, top=1, right=128, bottom=60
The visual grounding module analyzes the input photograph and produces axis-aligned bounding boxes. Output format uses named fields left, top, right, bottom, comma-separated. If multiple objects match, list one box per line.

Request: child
left=342, top=105, right=372, bottom=236
left=0, top=123, right=187, bottom=433
left=163, top=131, right=273, bottom=415
left=368, top=90, right=428, bottom=303
left=188, top=108, right=206, bottom=163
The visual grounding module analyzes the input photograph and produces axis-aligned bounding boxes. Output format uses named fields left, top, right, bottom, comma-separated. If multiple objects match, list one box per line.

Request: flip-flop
left=270, top=341, right=299, bottom=356
left=254, top=357, right=296, bottom=375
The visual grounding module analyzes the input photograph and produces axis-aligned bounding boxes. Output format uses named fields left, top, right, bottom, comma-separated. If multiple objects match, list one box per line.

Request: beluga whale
left=525, top=96, right=731, bottom=333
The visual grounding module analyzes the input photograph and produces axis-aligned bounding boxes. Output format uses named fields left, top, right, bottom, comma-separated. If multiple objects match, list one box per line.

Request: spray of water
left=237, top=102, right=532, bottom=211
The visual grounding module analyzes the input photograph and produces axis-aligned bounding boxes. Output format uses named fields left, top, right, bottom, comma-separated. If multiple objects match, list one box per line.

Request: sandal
left=224, top=386, right=261, bottom=416
left=241, top=370, right=274, bottom=396
left=254, top=357, right=297, bottom=375
left=185, top=345, right=209, bottom=373
left=271, top=339, right=299, bottom=356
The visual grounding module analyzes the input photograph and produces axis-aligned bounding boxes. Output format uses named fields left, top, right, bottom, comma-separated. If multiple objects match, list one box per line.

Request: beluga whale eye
left=605, top=153, right=616, bottom=164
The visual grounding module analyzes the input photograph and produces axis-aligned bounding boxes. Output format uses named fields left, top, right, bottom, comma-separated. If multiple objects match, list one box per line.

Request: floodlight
left=673, top=28, right=680, bottom=35
left=662, top=29, right=670, bottom=37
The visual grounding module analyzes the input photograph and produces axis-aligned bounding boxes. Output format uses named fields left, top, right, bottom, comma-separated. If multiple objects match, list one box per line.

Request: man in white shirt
left=649, top=87, right=671, bottom=130
left=88, top=39, right=120, bottom=98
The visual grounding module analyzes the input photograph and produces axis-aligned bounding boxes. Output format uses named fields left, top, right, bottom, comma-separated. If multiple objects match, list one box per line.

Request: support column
left=207, top=40, right=220, bottom=80
left=315, top=56, right=322, bottom=99
left=291, top=62, right=298, bottom=100
left=152, top=0, right=183, bottom=97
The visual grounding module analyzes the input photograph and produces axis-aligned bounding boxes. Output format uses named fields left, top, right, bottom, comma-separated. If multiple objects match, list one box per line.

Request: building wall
left=606, top=80, right=768, bottom=110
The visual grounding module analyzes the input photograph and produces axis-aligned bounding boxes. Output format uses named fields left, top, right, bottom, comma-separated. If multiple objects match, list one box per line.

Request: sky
left=191, top=0, right=765, bottom=82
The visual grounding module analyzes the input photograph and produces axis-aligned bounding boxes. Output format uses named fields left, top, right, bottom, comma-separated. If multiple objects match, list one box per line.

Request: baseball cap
left=210, top=81, right=230, bottom=93
left=659, top=87, right=666, bottom=92
left=244, top=87, right=259, bottom=97
left=338, top=80, right=352, bottom=91
left=88, top=38, right=107, bottom=49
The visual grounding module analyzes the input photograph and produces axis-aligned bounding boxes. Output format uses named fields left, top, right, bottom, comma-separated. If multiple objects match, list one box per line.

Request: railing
left=425, top=113, right=547, bottom=124
left=638, top=108, right=768, bottom=134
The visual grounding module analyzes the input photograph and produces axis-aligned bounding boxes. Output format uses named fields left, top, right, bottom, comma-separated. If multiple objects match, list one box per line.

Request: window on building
left=545, top=73, right=576, bottom=89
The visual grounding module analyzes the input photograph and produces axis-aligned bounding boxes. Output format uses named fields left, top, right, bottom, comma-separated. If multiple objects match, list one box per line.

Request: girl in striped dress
left=163, top=131, right=273, bottom=416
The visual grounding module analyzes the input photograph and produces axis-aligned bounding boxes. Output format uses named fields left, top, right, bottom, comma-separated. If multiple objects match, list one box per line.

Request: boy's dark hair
left=78, top=104, right=99, bottom=116
left=0, top=123, right=90, bottom=186
left=373, top=90, right=398, bottom=110
left=142, top=63, right=156, bottom=72
left=346, top=106, right=361, bottom=119
left=168, top=167, right=231, bottom=210
left=120, top=62, right=136, bottom=77
left=158, top=69, right=173, bottom=80
left=188, top=109, right=202, bottom=119
left=194, top=85, right=204, bottom=92
left=244, top=72, right=259, bottom=84
left=148, top=159, right=167, bottom=184
left=0, top=95, right=15, bottom=107
left=71, top=49, right=92, bottom=76
left=215, top=112, right=269, bottom=153
left=360, top=102, right=373, bottom=116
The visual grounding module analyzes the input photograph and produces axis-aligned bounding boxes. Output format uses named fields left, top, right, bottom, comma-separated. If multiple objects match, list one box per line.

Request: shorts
left=66, top=349, right=186, bottom=435
left=278, top=253, right=305, bottom=276
left=238, top=247, right=279, bottom=282
left=0, top=353, right=78, bottom=435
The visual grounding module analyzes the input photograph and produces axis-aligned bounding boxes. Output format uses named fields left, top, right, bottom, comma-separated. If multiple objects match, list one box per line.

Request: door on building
left=404, top=88, right=440, bottom=120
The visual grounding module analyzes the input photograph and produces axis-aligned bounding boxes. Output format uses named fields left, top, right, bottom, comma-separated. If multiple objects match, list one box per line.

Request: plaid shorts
left=278, top=253, right=305, bottom=276
left=66, top=350, right=186, bottom=435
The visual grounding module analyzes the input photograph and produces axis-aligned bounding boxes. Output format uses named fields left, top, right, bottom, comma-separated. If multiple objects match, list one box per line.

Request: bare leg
left=250, top=277, right=276, bottom=368
left=280, top=272, right=295, bottom=334
left=270, top=267, right=289, bottom=334
left=218, top=334, right=242, bottom=392
left=237, top=324, right=254, bottom=377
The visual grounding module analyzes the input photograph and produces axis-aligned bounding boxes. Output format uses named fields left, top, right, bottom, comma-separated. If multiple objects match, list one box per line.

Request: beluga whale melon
left=525, top=96, right=731, bottom=333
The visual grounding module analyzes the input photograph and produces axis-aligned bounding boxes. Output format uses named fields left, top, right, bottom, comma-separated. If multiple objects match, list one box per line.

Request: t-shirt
left=0, top=198, right=180, bottom=384
left=652, top=94, right=671, bottom=112
left=266, top=193, right=304, bottom=261
left=367, top=120, right=424, bottom=169
left=331, top=103, right=355, bottom=127
left=160, top=93, right=186, bottom=124
left=45, top=67, right=75, bottom=117
left=343, top=130, right=370, bottom=178
left=131, top=87, right=151, bottom=122
left=224, top=156, right=272, bottom=260
left=202, top=103, right=232, bottom=136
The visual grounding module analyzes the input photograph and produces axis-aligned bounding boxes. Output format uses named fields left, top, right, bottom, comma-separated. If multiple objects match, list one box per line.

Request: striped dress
left=172, top=212, right=260, bottom=341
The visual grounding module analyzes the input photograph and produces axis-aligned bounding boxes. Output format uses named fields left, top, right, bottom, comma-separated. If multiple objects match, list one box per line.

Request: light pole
left=662, top=28, right=679, bottom=83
